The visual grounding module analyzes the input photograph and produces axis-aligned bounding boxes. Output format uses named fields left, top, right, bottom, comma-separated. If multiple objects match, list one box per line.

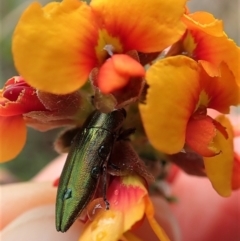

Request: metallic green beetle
left=56, top=109, right=126, bottom=232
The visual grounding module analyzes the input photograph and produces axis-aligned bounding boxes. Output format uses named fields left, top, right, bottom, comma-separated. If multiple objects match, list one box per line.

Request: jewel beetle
left=56, top=109, right=126, bottom=232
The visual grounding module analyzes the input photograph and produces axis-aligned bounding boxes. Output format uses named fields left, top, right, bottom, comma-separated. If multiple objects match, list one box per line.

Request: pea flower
left=3, top=1, right=240, bottom=241
left=0, top=76, right=83, bottom=162
left=141, top=10, right=240, bottom=196
left=168, top=11, right=240, bottom=87
left=12, top=0, right=187, bottom=96
left=80, top=175, right=171, bottom=241
left=0, top=76, right=46, bottom=162
left=139, top=56, right=239, bottom=196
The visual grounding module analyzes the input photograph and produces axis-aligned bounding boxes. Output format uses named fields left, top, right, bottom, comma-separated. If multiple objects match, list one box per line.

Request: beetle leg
left=117, top=128, right=136, bottom=141
left=102, top=164, right=110, bottom=210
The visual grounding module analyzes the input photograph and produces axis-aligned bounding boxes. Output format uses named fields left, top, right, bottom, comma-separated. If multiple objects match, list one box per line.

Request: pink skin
left=171, top=172, right=240, bottom=241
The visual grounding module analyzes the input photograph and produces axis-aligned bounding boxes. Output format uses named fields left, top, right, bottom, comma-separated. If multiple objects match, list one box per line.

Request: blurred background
left=0, top=0, right=239, bottom=182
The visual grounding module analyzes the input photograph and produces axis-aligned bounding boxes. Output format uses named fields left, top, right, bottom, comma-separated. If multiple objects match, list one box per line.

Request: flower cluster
left=1, top=0, right=239, bottom=240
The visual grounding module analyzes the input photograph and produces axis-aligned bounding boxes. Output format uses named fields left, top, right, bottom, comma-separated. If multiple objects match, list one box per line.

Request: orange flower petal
left=12, top=0, right=98, bottom=94
left=197, top=33, right=239, bottom=81
left=203, top=115, right=234, bottom=197
left=200, top=63, right=240, bottom=113
left=0, top=101, right=26, bottom=116
left=182, top=13, right=240, bottom=84
left=182, top=12, right=224, bottom=37
left=185, top=115, right=220, bottom=156
left=97, top=59, right=129, bottom=94
left=0, top=116, right=26, bottom=162
left=107, top=176, right=147, bottom=231
left=112, top=55, right=145, bottom=77
left=98, top=54, right=145, bottom=93
left=139, top=56, right=200, bottom=154
left=0, top=98, right=46, bottom=117
left=91, top=0, right=187, bottom=52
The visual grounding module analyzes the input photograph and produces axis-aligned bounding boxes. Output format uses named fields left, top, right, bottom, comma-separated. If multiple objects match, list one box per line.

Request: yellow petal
left=145, top=197, right=171, bottom=241
left=13, top=0, right=98, bottom=94
left=91, top=0, right=187, bottom=52
left=203, top=115, right=234, bottom=197
left=79, top=210, right=124, bottom=241
left=139, top=56, right=200, bottom=154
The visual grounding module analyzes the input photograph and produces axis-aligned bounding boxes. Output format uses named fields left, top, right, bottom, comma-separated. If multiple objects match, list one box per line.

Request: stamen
left=103, top=44, right=114, bottom=56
